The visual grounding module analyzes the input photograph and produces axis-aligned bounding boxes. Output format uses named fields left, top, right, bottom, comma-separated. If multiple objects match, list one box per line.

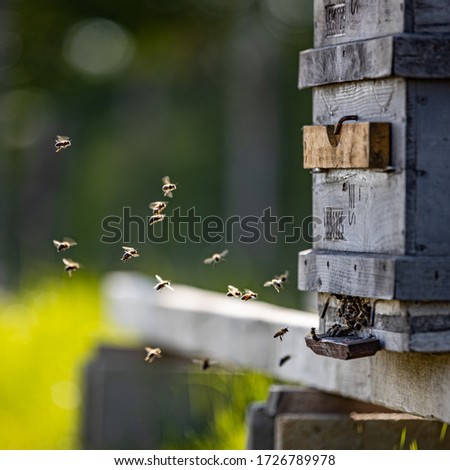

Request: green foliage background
left=0, top=0, right=313, bottom=449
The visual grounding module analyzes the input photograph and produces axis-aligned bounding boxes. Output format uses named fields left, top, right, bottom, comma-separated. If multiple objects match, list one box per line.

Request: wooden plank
left=103, top=272, right=450, bottom=422
left=312, top=78, right=407, bottom=170
left=316, top=293, right=450, bottom=353
left=299, top=36, right=394, bottom=89
left=412, top=80, right=450, bottom=256
left=299, top=35, right=450, bottom=89
left=298, top=250, right=450, bottom=301
left=305, top=334, right=381, bottom=360
left=314, top=0, right=450, bottom=47
left=298, top=249, right=397, bottom=299
left=312, top=170, right=405, bottom=254
left=303, top=122, right=390, bottom=169
left=314, top=0, right=404, bottom=47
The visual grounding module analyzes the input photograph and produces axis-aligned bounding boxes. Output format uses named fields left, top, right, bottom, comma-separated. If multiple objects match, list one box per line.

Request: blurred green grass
left=0, top=275, right=277, bottom=450
left=0, top=275, right=127, bottom=449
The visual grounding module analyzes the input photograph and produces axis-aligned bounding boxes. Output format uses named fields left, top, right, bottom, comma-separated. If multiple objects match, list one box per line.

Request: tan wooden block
left=303, top=122, right=390, bottom=169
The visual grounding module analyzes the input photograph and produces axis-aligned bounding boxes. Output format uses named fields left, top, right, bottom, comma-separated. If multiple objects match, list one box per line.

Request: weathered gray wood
left=305, top=335, right=381, bottom=360
left=317, top=293, right=450, bottom=353
left=313, top=78, right=407, bottom=170
left=411, top=80, right=450, bottom=255
left=314, top=0, right=450, bottom=47
left=298, top=249, right=397, bottom=299
left=299, top=35, right=450, bottom=89
left=312, top=170, right=405, bottom=254
left=298, top=249, right=450, bottom=301
left=314, top=0, right=404, bottom=47
left=313, top=79, right=450, bottom=256
left=275, top=412, right=450, bottom=449
left=102, top=272, right=450, bottom=423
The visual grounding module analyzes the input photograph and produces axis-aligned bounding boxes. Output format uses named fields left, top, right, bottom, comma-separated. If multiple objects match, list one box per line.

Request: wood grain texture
left=305, top=334, right=381, bottom=360
left=298, top=250, right=450, bottom=301
left=299, top=35, right=450, bottom=89
left=303, top=122, right=390, bottom=169
left=312, top=170, right=405, bottom=254
left=313, top=79, right=406, bottom=169
left=314, top=0, right=404, bottom=47
left=314, top=0, right=450, bottom=47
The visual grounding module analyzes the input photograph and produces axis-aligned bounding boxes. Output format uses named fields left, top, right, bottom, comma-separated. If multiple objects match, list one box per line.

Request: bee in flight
left=263, top=278, right=284, bottom=293
left=55, top=135, right=71, bottom=152
left=149, top=201, right=168, bottom=215
left=144, top=346, right=162, bottom=364
left=162, top=176, right=177, bottom=198
left=53, top=237, right=77, bottom=253
left=279, top=355, right=292, bottom=367
left=204, top=250, right=228, bottom=266
left=154, top=274, right=174, bottom=291
left=192, top=358, right=218, bottom=371
left=241, top=289, right=258, bottom=301
left=277, top=270, right=289, bottom=284
left=148, top=213, right=166, bottom=226
left=273, top=327, right=289, bottom=341
left=226, top=285, right=242, bottom=298
left=62, top=258, right=80, bottom=277
left=121, top=246, right=139, bottom=262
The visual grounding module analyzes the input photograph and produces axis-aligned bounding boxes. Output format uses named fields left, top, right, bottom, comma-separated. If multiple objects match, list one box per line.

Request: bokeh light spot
left=51, top=381, right=81, bottom=410
left=63, top=18, right=135, bottom=77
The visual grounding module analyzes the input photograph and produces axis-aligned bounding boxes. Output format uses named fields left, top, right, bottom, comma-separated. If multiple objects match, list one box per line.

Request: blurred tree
left=1, top=0, right=313, bottom=308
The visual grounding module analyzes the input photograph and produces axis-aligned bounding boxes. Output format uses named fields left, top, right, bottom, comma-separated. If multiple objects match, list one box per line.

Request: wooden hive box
left=298, top=0, right=450, bottom=356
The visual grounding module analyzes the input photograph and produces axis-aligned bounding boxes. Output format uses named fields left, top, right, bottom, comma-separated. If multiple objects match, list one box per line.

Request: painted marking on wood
left=325, top=3, right=346, bottom=37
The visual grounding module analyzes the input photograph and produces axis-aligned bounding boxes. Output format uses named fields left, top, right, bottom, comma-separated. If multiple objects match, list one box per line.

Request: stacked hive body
left=298, top=0, right=450, bottom=354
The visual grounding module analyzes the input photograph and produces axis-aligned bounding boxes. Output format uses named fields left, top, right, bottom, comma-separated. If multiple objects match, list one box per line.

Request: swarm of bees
left=50, top=140, right=298, bottom=368
left=144, top=346, right=162, bottom=364
left=121, top=246, right=139, bottom=262
left=274, top=327, right=289, bottom=341
left=55, top=135, right=71, bottom=152
left=204, top=250, right=228, bottom=266
left=322, top=295, right=372, bottom=337
left=148, top=201, right=168, bottom=226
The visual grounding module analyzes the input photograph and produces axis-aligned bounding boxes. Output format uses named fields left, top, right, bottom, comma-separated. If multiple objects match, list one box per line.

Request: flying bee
left=241, top=289, right=258, bottom=301
left=263, top=278, right=284, bottom=293
left=62, top=258, right=80, bottom=277
left=53, top=237, right=77, bottom=252
left=149, top=201, right=168, bottom=215
left=144, top=346, right=162, bottom=364
left=55, top=135, right=71, bottom=152
left=279, top=355, right=292, bottom=367
left=148, top=213, right=166, bottom=226
left=204, top=249, right=228, bottom=266
left=192, top=358, right=218, bottom=371
left=226, top=285, right=242, bottom=298
left=154, top=274, right=174, bottom=291
left=273, top=327, right=289, bottom=341
left=276, top=270, right=289, bottom=284
left=162, top=176, right=177, bottom=198
left=121, top=246, right=139, bottom=262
